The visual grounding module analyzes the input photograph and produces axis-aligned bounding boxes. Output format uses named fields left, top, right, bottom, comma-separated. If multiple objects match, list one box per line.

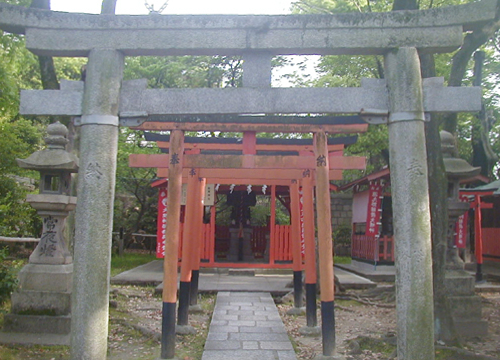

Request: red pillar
left=177, top=168, right=199, bottom=326
left=290, top=180, right=304, bottom=309
left=302, top=173, right=317, bottom=328
left=475, top=195, right=484, bottom=282
left=161, top=130, right=184, bottom=359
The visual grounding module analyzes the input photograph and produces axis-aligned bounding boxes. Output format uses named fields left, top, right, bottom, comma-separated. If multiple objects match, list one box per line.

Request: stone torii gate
left=0, top=1, right=496, bottom=359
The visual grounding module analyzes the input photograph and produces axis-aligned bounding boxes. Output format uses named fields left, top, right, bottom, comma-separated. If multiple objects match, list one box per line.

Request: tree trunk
left=30, top=1, right=59, bottom=91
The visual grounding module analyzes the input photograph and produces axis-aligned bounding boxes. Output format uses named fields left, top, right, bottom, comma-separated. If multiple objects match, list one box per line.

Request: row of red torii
left=1, top=1, right=496, bottom=359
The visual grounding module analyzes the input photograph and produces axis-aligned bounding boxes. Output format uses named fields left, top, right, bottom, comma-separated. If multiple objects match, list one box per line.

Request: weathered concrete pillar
left=385, top=47, right=434, bottom=360
left=71, top=49, right=124, bottom=360
left=314, top=131, right=336, bottom=357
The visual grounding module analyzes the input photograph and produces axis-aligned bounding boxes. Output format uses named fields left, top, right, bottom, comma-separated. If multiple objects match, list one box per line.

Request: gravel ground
left=1, top=285, right=498, bottom=359
left=277, top=287, right=500, bottom=360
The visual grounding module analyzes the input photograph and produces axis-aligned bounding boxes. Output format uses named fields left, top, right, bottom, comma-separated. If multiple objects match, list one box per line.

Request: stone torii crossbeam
left=0, top=1, right=497, bottom=359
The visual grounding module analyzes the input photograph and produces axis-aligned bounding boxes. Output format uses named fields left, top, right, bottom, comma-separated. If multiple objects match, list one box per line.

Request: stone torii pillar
left=385, top=47, right=435, bottom=360
left=71, top=49, right=124, bottom=360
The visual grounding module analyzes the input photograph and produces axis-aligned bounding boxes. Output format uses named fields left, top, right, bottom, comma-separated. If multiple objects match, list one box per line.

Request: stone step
left=11, top=290, right=71, bottom=316
left=449, top=295, right=483, bottom=320
left=445, top=273, right=475, bottom=296
left=454, top=319, right=488, bottom=338
left=3, top=314, right=70, bottom=335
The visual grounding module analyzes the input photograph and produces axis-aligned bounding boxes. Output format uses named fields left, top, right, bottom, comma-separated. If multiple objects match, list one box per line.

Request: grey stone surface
left=243, top=52, right=272, bottom=88
left=202, top=292, right=297, bottom=360
left=176, top=325, right=197, bottom=335
left=71, top=49, right=124, bottom=360
left=1, top=0, right=496, bottom=36
left=18, top=263, right=73, bottom=292
left=0, top=331, right=70, bottom=346
left=299, top=326, right=321, bottom=337
left=21, top=80, right=481, bottom=117
left=385, top=47, right=434, bottom=359
left=3, top=314, right=70, bottom=334
left=26, top=24, right=465, bottom=57
left=11, top=290, right=71, bottom=316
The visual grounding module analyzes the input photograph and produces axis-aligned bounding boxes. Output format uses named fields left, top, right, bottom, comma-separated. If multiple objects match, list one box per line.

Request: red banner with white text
left=366, top=182, right=383, bottom=237
left=156, top=189, right=168, bottom=258
left=455, top=195, right=469, bottom=249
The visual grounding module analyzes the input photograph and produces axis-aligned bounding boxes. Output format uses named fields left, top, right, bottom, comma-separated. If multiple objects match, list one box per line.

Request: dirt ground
left=277, top=286, right=500, bottom=360
left=1, top=285, right=499, bottom=359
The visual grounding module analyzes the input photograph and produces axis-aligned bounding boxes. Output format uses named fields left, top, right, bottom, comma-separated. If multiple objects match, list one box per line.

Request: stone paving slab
left=201, top=292, right=297, bottom=360
left=111, top=260, right=376, bottom=292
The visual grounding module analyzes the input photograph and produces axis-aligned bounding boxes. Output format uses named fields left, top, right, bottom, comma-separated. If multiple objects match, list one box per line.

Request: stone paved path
left=201, top=291, right=297, bottom=360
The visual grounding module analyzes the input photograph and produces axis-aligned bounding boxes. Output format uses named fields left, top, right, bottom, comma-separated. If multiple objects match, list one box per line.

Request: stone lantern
left=17, top=121, right=78, bottom=265
left=441, top=130, right=480, bottom=270
left=2, top=122, right=78, bottom=342
left=441, top=130, right=487, bottom=338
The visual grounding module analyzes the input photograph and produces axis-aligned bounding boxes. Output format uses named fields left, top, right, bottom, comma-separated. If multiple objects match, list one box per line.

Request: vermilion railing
left=352, top=234, right=377, bottom=261
left=273, top=225, right=292, bottom=262
left=251, top=226, right=268, bottom=258
left=378, top=236, right=395, bottom=262
left=177, top=223, right=294, bottom=266
left=352, top=234, right=395, bottom=262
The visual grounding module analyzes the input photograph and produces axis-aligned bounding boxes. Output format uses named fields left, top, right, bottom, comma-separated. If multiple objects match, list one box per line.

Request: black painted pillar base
left=190, top=270, right=200, bottom=306
left=293, top=271, right=303, bottom=308
left=161, top=302, right=176, bottom=359
left=476, top=263, right=483, bottom=282
left=321, top=300, right=336, bottom=356
left=177, top=281, right=191, bottom=326
left=306, top=283, right=317, bottom=327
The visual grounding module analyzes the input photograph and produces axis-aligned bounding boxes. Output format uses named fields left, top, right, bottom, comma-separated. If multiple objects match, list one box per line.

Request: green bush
left=0, top=247, right=18, bottom=307
left=333, top=223, right=352, bottom=245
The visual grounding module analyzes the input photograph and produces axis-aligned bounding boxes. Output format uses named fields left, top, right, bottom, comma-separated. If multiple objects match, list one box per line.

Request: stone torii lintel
left=0, top=1, right=497, bottom=56
left=20, top=77, right=482, bottom=122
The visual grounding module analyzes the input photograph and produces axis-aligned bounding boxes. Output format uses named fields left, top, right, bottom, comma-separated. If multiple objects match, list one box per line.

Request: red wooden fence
left=273, top=225, right=292, bottom=262
left=352, top=234, right=395, bottom=263
left=483, top=228, right=500, bottom=261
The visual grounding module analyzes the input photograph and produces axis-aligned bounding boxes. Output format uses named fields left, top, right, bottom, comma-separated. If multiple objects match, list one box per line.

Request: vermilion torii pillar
left=177, top=167, right=199, bottom=332
left=190, top=177, right=206, bottom=309
left=289, top=180, right=304, bottom=313
left=314, top=131, right=336, bottom=356
left=161, top=130, right=184, bottom=359
left=300, top=172, right=318, bottom=333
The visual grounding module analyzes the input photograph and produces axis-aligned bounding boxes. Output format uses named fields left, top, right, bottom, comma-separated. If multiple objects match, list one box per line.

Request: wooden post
left=190, top=177, right=206, bottom=307
left=161, top=129, right=184, bottom=359
left=290, top=180, right=303, bottom=309
left=314, top=131, right=336, bottom=356
left=302, top=173, right=317, bottom=328
left=270, top=185, right=276, bottom=265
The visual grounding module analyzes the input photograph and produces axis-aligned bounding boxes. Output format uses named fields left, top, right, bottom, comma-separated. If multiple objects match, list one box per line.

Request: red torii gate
left=129, top=123, right=367, bottom=340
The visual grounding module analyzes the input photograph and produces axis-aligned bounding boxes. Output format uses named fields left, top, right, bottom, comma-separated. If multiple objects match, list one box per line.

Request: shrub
left=0, top=247, right=18, bottom=307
